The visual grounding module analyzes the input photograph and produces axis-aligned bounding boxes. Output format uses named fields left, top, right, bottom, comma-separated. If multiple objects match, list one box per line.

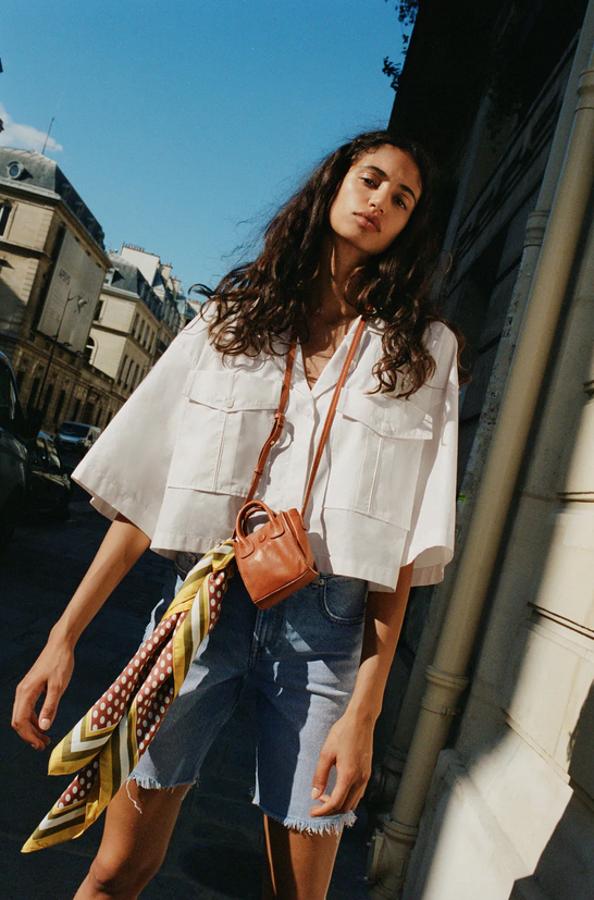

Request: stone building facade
left=367, top=2, right=594, bottom=898
left=117, top=243, right=181, bottom=357
left=0, top=147, right=113, bottom=430
left=90, top=247, right=182, bottom=407
left=0, top=150, right=185, bottom=433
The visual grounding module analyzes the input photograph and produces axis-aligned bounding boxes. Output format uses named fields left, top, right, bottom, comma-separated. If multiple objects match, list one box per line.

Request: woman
left=12, top=130, right=461, bottom=898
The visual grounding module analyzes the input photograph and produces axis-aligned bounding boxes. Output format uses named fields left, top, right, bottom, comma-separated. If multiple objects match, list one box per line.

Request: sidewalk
left=0, top=496, right=370, bottom=898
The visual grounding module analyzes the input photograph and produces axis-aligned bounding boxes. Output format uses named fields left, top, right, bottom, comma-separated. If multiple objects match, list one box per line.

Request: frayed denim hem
left=256, top=800, right=357, bottom=836
left=127, top=774, right=197, bottom=791
left=124, top=775, right=196, bottom=815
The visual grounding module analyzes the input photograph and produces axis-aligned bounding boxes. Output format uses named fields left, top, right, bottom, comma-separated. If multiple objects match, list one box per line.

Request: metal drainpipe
left=367, top=25, right=594, bottom=900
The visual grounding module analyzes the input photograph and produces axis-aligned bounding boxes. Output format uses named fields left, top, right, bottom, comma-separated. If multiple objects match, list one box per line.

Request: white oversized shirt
left=72, top=310, right=459, bottom=592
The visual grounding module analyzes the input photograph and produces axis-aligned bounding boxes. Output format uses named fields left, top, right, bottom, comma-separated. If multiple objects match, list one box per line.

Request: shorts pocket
left=323, top=388, right=433, bottom=530
left=319, top=574, right=368, bottom=625
left=168, top=369, right=281, bottom=495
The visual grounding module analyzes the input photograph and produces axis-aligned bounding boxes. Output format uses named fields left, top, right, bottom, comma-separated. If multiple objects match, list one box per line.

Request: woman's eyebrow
left=358, top=164, right=418, bottom=205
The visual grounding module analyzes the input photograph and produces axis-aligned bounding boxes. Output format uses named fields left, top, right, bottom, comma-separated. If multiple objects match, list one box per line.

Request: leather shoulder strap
left=244, top=341, right=297, bottom=504
left=245, top=316, right=366, bottom=512
left=300, top=316, right=366, bottom=518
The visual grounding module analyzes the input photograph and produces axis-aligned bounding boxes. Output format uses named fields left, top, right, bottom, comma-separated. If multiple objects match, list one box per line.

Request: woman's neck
left=311, top=235, right=365, bottom=325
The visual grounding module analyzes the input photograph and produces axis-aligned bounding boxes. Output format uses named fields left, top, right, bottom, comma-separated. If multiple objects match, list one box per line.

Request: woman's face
left=328, top=144, right=422, bottom=257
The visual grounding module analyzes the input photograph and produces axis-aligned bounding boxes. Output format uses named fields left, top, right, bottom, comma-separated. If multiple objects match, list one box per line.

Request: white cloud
left=0, top=103, right=63, bottom=153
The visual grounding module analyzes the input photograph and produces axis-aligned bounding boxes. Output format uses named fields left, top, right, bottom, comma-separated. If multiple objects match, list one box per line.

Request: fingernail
left=40, top=718, right=50, bottom=730
left=311, top=787, right=321, bottom=799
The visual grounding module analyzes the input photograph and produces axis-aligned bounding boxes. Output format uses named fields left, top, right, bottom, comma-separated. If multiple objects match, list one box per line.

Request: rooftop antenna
left=41, top=116, right=55, bottom=155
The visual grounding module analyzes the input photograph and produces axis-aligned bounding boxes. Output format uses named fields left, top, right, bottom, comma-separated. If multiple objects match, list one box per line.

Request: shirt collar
left=295, top=314, right=369, bottom=399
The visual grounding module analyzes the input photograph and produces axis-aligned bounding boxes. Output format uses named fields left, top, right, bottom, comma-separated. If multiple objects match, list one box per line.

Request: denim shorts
left=129, top=565, right=368, bottom=834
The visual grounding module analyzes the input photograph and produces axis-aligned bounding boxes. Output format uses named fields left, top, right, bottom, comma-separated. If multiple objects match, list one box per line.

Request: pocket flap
left=187, top=370, right=280, bottom=411
left=339, top=389, right=433, bottom=439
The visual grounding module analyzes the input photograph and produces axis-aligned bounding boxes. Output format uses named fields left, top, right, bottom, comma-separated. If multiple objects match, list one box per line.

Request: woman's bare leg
left=261, top=814, right=342, bottom=900
left=74, top=780, right=191, bottom=899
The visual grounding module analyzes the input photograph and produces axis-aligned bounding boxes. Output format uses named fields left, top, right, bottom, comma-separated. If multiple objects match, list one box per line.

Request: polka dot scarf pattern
left=22, top=541, right=236, bottom=853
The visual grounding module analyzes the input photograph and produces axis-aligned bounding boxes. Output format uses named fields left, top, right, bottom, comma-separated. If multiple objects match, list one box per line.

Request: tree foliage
left=382, top=0, right=419, bottom=92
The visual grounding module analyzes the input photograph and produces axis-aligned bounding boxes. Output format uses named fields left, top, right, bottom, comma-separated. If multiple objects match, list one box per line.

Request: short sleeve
left=71, top=314, right=210, bottom=538
left=401, top=324, right=459, bottom=587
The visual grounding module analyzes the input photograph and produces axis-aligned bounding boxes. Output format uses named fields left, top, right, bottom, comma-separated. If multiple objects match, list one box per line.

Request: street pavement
left=0, top=492, right=371, bottom=898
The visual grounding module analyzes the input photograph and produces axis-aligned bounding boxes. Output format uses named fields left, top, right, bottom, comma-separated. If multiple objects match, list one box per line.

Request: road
left=0, top=491, right=370, bottom=898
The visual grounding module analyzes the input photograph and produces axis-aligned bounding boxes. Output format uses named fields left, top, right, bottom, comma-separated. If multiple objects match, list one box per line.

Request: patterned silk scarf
left=23, top=541, right=236, bottom=853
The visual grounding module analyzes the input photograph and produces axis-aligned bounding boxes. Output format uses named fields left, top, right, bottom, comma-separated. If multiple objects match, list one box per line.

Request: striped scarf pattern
left=22, top=541, right=236, bottom=853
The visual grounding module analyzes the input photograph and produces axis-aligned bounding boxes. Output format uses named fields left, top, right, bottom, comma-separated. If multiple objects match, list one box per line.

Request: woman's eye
left=393, top=195, right=407, bottom=210
left=361, top=175, right=378, bottom=187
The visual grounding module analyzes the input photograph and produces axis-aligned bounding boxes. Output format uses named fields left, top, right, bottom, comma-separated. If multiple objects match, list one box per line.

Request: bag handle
left=235, top=498, right=281, bottom=539
left=244, top=316, right=367, bottom=514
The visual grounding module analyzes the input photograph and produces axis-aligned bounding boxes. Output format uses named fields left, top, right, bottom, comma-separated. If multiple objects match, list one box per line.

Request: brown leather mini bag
left=234, top=317, right=366, bottom=608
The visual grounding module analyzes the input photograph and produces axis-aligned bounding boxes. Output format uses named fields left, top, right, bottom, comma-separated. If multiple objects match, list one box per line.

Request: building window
left=84, top=335, right=96, bottom=364
left=117, top=355, right=127, bottom=384
left=0, top=364, right=17, bottom=427
left=95, top=299, right=104, bottom=321
left=41, top=383, right=54, bottom=417
left=27, top=376, right=41, bottom=411
left=0, top=202, right=12, bottom=237
left=7, top=160, right=25, bottom=180
left=54, top=389, right=66, bottom=425
left=124, top=357, right=134, bottom=388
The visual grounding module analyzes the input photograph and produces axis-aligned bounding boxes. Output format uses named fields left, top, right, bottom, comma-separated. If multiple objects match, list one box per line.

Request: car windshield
left=59, top=423, right=90, bottom=437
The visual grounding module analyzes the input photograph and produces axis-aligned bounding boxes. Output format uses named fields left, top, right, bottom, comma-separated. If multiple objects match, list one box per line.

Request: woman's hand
left=309, top=710, right=374, bottom=817
left=11, top=514, right=150, bottom=752
left=12, top=631, right=75, bottom=751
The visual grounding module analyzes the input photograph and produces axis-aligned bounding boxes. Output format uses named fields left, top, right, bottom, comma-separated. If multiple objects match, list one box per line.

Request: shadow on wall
left=509, top=684, right=594, bottom=899
left=403, top=207, right=594, bottom=898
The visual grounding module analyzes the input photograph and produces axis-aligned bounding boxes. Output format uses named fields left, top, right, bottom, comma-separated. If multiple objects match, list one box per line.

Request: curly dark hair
left=197, top=129, right=463, bottom=398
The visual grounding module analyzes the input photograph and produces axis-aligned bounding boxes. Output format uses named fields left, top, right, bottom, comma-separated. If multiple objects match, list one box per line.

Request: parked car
left=55, top=421, right=101, bottom=472
left=26, top=431, right=72, bottom=520
left=0, top=351, right=34, bottom=544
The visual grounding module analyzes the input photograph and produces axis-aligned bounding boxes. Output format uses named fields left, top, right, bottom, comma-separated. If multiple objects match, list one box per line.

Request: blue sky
left=1, top=0, right=405, bottom=293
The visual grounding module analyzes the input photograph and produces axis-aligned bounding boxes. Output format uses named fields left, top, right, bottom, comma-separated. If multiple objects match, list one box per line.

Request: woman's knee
left=88, top=847, right=164, bottom=897
left=85, top=782, right=189, bottom=896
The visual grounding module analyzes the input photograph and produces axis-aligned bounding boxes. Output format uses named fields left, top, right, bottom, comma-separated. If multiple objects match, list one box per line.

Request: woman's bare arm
left=344, top=560, right=415, bottom=724
left=310, top=561, right=415, bottom=816
left=11, top=514, right=151, bottom=750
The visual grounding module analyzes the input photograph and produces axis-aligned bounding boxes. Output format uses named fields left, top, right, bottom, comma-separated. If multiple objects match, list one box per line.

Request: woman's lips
left=353, top=212, right=380, bottom=232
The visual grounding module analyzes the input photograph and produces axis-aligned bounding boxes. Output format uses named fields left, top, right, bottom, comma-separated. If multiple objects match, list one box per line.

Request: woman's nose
left=369, top=197, right=384, bottom=214
left=369, top=188, right=388, bottom=214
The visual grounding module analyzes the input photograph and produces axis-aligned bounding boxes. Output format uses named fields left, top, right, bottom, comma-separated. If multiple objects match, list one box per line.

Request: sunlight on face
left=329, top=144, right=422, bottom=258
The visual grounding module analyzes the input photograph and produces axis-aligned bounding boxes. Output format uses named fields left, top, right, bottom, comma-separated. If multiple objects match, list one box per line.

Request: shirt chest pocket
left=168, top=370, right=280, bottom=496
left=324, top=389, right=434, bottom=530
